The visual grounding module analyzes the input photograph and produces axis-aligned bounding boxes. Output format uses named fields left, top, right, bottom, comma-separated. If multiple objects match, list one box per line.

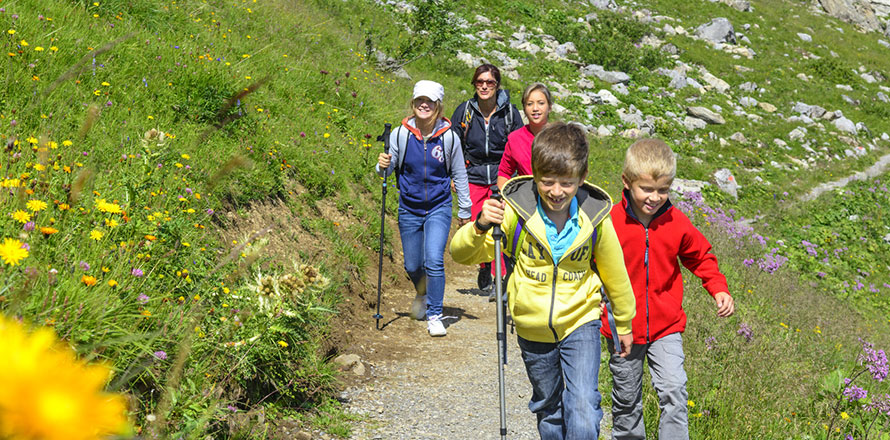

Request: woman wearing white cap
left=376, top=80, right=472, bottom=337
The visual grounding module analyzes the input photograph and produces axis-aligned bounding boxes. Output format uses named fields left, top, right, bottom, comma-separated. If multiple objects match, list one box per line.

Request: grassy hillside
left=2, top=0, right=890, bottom=438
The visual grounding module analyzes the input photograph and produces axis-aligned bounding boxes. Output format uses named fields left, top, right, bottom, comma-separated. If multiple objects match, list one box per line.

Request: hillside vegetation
left=2, top=0, right=890, bottom=438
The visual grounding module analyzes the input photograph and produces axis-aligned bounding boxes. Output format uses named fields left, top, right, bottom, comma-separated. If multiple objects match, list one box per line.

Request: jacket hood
left=502, top=176, right=613, bottom=227
left=401, top=116, right=453, bottom=140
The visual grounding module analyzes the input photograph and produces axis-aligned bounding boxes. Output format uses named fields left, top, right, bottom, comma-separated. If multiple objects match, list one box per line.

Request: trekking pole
left=490, top=186, right=508, bottom=440
left=373, top=123, right=392, bottom=331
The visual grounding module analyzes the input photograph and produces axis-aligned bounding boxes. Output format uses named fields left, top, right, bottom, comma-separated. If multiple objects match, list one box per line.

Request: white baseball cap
left=413, top=80, right=444, bottom=102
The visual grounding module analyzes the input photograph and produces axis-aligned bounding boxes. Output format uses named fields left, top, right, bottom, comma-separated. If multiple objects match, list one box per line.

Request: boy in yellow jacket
left=451, top=122, right=636, bottom=439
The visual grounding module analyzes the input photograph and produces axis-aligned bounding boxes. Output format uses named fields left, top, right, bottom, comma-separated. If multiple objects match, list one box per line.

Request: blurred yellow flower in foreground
left=0, top=315, right=129, bottom=440
left=0, top=238, right=29, bottom=266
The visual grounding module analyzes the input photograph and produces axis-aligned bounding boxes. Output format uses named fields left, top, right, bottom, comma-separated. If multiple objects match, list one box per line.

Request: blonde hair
left=531, top=122, right=588, bottom=179
left=622, top=138, right=677, bottom=183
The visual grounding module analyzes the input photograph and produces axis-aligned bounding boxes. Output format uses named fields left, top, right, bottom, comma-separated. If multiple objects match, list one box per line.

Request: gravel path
left=800, top=152, right=890, bottom=201
left=343, top=267, right=613, bottom=440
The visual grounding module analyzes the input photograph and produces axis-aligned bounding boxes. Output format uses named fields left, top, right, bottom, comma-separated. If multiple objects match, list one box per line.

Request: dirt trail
left=336, top=245, right=613, bottom=439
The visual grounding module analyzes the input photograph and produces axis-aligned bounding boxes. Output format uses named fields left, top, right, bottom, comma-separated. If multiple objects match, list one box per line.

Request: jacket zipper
left=523, top=224, right=590, bottom=343
left=644, top=228, right=650, bottom=343
left=423, top=137, right=429, bottom=213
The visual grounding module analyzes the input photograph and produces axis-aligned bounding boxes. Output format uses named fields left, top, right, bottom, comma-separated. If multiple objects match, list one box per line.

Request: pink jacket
left=498, top=125, right=535, bottom=180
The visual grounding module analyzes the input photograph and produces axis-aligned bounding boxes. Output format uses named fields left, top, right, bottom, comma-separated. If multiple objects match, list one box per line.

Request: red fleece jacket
left=602, top=192, right=729, bottom=344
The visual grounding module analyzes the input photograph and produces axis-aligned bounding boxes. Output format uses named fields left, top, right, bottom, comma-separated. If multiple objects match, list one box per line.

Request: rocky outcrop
left=819, top=0, right=884, bottom=32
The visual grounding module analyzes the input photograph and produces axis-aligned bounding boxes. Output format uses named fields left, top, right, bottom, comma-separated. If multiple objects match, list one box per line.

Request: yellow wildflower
left=26, top=200, right=48, bottom=212
left=278, top=340, right=288, bottom=348
left=0, top=238, right=29, bottom=266
left=0, top=315, right=128, bottom=440
left=81, top=275, right=97, bottom=286
left=12, top=210, right=31, bottom=224
left=89, top=230, right=103, bottom=241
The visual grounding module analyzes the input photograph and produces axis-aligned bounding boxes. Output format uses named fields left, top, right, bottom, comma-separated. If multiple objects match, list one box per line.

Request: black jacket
left=451, top=89, right=524, bottom=186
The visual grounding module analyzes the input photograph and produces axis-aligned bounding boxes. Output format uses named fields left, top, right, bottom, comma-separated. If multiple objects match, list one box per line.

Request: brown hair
left=472, top=64, right=501, bottom=89
left=622, top=138, right=677, bottom=183
left=531, top=122, right=588, bottom=179
left=521, top=82, right=553, bottom=107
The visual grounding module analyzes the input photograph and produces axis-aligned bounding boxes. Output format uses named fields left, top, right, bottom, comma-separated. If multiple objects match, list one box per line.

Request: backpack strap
left=443, top=129, right=454, bottom=176
left=461, top=102, right=473, bottom=146
left=509, top=215, right=525, bottom=259
left=394, top=125, right=410, bottom=189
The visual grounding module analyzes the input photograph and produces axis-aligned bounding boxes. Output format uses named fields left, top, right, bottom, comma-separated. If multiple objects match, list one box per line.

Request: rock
left=596, top=125, right=614, bottom=137
left=695, top=18, right=737, bottom=44
left=842, top=94, right=860, bottom=106
left=796, top=73, right=810, bottom=81
left=880, top=39, right=890, bottom=48
left=789, top=127, right=808, bottom=141
left=700, top=70, right=731, bottom=93
left=661, top=43, right=680, bottom=55
left=474, top=15, right=491, bottom=25
left=730, top=132, right=748, bottom=143
left=597, top=89, right=621, bottom=106
left=739, top=96, right=758, bottom=107
left=353, top=362, right=367, bottom=376
left=856, top=121, right=870, bottom=135
left=683, top=116, right=708, bottom=130
left=758, top=102, right=777, bottom=113
left=883, top=132, right=890, bottom=140
left=513, top=41, right=542, bottom=55
left=687, top=106, right=726, bottom=124
left=819, top=0, right=883, bottom=33
left=724, top=0, right=752, bottom=11
left=556, top=42, right=578, bottom=57
left=373, top=50, right=412, bottom=80
left=797, top=32, right=813, bottom=42
left=577, top=78, right=597, bottom=89
left=620, top=128, right=646, bottom=139
left=456, top=51, right=477, bottom=68
left=834, top=117, right=858, bottom=134
left=861, top=72, right=877, bottom=83
left=672, top=178, right=710, bottom=195
left=774, top=138, right=788, bottom=148
left=884, top=233, right=890, bottom=244
left=713, top=168, right=740, bottom=199
left=836, top=84, right=854, bottom=91
left=581, top=64, right=631, bottom=84
left=589, top=0, right=618, bottom=10
left=552, top=103, right=568, bottom=114
left=612, top=83, right=630, bottom=95
left=334, top=354, right=361, bottom=370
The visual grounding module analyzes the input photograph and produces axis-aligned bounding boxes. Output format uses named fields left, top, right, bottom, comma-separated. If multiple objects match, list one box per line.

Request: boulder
left=672, top=178, right=710, bottom=196
left=789, top=127, right=808, bottom=141
left=695, top=18, right=737, bottom=44
left=597, top=89, right=621, bottom=106
left=556, top=42, right=578, bottom=57
left=730, top=132, right=748, bottom=143
left=700, top=70, right=731, bottom=93
left=797, top=33, right=813, bottom=42
left=713, top=168, right=740, bottom=199
left=878, top=92, right=890, bottom=102
left=612, top=83, right=630, bottom=95
left=581, top=64, right=631, bottom=84
left=687, top=106, right=726, bottom=124
left=589, top=0, right=618, bottom=10
left=819, top=0, right=883, bottom=32
left=834, top=117, right=858, bottom=134
left=739, top=96, right=758, bottom=107
left=724, top=0, right=752, bottom=11
left=759, top=102, right=777, bottom=113
left=683, top=116, right=708, bottom=130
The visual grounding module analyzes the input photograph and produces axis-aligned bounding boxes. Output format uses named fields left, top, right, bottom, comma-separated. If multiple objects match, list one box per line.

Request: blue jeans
left=397, top=203, right=451, bottom=318
left=517, top=320, right=603, bottom=440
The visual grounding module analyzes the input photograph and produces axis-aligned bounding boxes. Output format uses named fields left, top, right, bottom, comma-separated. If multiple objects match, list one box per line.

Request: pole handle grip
left=377, top=123, right=392, bottom=155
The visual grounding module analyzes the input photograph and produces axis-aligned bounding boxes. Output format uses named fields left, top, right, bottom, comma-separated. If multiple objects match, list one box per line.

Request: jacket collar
left=402, top=116, right=453, bottom=140
left=502, top=176, right=613, bottom=228
left=621, top=189, right=673, bottom=224
left=468, top=89, right=512, bottom=114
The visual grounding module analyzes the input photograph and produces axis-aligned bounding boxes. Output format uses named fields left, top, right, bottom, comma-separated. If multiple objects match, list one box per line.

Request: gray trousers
left=606, top=332, right=689, bottom=440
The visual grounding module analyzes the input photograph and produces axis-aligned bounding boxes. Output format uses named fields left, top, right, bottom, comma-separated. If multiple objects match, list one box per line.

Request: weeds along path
left=800, top=151, right=890, bottom=201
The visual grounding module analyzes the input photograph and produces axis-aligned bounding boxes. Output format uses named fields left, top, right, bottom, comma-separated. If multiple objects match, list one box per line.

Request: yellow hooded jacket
left=451, top=176, right=636, bottom=343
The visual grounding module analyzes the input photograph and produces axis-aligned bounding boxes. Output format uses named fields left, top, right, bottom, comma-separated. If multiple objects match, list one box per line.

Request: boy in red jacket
left=602, top=138, right=734, bottom=439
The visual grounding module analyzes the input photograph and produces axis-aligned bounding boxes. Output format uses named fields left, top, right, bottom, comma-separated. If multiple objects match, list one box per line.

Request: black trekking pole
left=373, top=123, right=392, bottom=331
left=490, top=187, right=508, bottom=439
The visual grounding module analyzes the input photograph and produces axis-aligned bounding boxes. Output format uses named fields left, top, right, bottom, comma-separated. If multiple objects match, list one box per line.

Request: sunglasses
left=474, top=79, right=498, bottom=88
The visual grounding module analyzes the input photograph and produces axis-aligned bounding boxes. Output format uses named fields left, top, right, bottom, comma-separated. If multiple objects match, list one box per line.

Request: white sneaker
left=427, top=315, right=447, bottom=337
left=411, top=294, right=427, bottom=321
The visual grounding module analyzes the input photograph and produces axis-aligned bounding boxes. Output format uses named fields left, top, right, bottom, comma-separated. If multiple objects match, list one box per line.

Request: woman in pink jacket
left=497, top=83, right=553, bottom=189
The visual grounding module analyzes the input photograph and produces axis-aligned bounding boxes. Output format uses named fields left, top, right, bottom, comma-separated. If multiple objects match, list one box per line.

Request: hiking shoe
left=427, top=315, right=447, bottom=337
left=488, top=278, right=506, bottom=302
left=477, top=264, right=492, bottom=291
left=411, top=294, right=427, bottom=321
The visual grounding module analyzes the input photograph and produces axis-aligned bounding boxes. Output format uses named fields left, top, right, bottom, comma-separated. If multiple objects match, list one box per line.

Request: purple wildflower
left=79, top=261, right=90, bottom=271
left=131, top=268, right=144, bottom=277
left=153, top=351, right=168, bottom=360
left=23, top=221, right=35, bottom=231
left=863, top=393, right=890, bottom=415
left=138, top=294, right=150, bottom=304
left=705, top=336, right=717, bottom=351
left=858, top=340, right=888, bottom=382
left=737, top=323, right=753, bottom=342
left=843, top=382, right=868, bottom=402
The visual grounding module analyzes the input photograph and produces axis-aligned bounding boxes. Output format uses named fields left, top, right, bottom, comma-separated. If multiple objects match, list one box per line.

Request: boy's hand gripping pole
left=490, top=186, right=508, bottom=439
left=373, top=123, right=392, bottom=330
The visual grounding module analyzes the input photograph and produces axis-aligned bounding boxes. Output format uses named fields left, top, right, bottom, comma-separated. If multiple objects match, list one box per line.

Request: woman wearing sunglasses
left=451, top=64, right=524, bottom=293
